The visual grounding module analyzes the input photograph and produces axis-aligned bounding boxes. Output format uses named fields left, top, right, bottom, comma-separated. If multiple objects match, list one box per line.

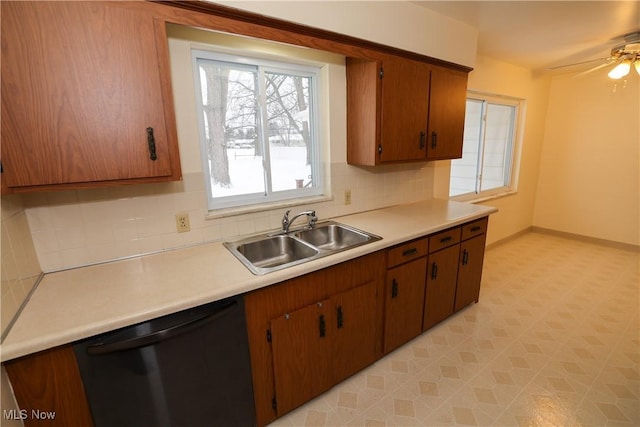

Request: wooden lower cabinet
left=271, top=299, right=334, bottom=415
left=454, top=233, right=487, bottom=311
left=4, top=346, right=94, bottom=427
left=332, top=281, right=379, bottom=383
left=423, top=245, right=460, bottom=330
left=383, top=257, right=427, bottom=353
left=244, top=252, right=385, bottom=426
left=270, top=281, right=379, bottom=416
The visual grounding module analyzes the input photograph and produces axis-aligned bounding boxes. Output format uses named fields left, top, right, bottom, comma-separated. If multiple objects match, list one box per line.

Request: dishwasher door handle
left=86, top=300, right=237, bottom=355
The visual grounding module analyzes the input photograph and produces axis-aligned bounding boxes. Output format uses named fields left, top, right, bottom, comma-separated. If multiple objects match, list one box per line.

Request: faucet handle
left=282, top=209, right=291, bottom=229
left=308, top=210, right=318, bottom=228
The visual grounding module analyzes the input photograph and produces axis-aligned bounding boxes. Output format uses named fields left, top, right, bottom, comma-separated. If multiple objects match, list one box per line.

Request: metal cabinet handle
left=402, top=248, right=418, bottom=257
left=419, top=131, right=426, bottom=149
left=319, top=314, right=326, bottom=338
left=471, top=226, right=481, bottom=232
left=431, top=131, right=438, bottom=149
left=431, top=262, right=438, bottom=280
left=391, top=278, right=399, bottom=298
left=440, top=236, right=452, bottom=244
left=337, top=306, right=343, bottom=329
left=462, top=249, right=469, bottom=266
left=147, top=127, right=157, bottom=161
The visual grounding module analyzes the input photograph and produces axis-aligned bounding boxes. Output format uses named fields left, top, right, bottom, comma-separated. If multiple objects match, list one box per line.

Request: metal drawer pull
left=431, top=262, right=438, bottom=280
left=419, top=131, right=426, bottom=149
left=337, top=306, right=344, bottom=328
left=440, top=236, right=452, bottom=243
left=391, top=278, right=399, bottom=298
left=470, top=226, right=481, bottom=232
left=147, top=127, right=157, bottom=161
left=402, top=248, right=418, bottom=257
left=319, top=314, right=326, bottom=337
left=431, top=131, right=438, bottom=149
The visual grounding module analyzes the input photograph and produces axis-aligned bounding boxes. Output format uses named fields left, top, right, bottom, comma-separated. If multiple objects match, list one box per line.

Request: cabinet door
left=332, top=281, right=378, bottom=383
left=5, top=346, right=94, bottom=427
left=1, top=2, right=179, bottom=190
left=426, top=67, right=468, bottom=160
left=454, top=234, right=487, bottom=311
left=270, top=299, right=333, bottom=416
left=384, top=258, right=427, bottom=353
left=346, top=58, right=381, bottom=166
left=423, top=245, right=460, bottom=330
left=379, top=58, right=430, bottom=162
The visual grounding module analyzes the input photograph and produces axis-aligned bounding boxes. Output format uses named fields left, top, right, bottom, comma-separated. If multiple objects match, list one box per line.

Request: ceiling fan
left=551, top=31, right=640, bottom=79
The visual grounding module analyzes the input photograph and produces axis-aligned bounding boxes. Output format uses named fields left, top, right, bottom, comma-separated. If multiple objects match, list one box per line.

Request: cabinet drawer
left=387, top=238, right=428, bottom=268
left=461, top=217, right=488, bottom=241
left=429, top=227, right=461, bottom=253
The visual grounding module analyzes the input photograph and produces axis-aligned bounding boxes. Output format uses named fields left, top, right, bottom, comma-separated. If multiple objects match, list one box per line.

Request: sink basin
left=294, top=223, right=372, bottom=250
left=224, top=221, right=381, bottom=275
left=232, top=235, right=318, bottom=273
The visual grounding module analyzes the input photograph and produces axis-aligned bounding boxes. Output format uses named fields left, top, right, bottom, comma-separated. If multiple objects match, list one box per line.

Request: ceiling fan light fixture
left=608, top=60, right=631, bottom=79
left=635, top=59, right=640, bottom=76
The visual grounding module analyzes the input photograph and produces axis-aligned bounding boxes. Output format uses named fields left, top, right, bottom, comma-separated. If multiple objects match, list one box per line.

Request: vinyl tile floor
left=268, top=231, right=640, bottom=426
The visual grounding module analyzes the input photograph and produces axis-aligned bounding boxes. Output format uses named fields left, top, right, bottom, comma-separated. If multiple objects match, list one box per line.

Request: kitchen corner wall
left=533, top=72, right=640, bottom=246
left=1, top=195, right=41, bottom=337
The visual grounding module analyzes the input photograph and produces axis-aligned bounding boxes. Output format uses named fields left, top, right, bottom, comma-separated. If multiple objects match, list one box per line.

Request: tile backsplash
left=23, top=161, right=434, bottom=272
left=1, top=195, right=42, bottom=337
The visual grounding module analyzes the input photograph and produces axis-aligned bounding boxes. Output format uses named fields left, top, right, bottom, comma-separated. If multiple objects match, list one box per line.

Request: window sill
left=450, top=190, right=518, bottom=204
left=205, top=195, right=333, bottom=220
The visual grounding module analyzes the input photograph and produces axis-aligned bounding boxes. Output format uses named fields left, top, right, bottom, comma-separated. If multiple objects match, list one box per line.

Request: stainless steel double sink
left=224, top=221, right=382, bottom=275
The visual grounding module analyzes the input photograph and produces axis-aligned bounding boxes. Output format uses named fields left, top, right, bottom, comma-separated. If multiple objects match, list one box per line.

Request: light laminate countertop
left=1, top=199, right=496, bottom=362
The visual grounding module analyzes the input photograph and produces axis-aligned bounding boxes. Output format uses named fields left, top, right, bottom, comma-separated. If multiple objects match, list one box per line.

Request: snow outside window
left=192, top=50, right=323, bottom=210
left=449, top=93, right=521, bottom=200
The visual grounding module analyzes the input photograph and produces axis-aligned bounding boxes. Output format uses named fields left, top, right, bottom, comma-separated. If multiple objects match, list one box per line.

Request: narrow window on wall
left=449, top=93, right=521, bottom=200
left=192, top=50, right=323, bottom=210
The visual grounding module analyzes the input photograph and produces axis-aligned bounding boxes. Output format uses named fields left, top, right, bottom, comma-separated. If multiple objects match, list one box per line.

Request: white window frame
left=449, top=91, right=524, bottom=202
left=192, top=49, right=324, bottom=211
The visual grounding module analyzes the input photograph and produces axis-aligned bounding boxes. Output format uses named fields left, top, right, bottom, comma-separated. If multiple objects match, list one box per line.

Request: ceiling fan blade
left=572, top=58, right=619, bottom=78
left=547, top=56, right=611, bottom=70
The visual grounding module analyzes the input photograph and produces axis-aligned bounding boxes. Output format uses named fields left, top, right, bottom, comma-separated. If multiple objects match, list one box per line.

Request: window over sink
left=192, top=49, right=324, bottom=211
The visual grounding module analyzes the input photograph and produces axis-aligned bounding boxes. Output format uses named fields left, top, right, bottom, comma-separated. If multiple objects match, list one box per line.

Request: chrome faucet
left=282, top=209, right=318, bottom=233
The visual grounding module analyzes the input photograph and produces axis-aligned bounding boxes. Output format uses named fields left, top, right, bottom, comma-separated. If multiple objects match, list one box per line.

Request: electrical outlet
left=175, top=213, right=191, bottom=233
left=344, top=189, right=352, bottom=205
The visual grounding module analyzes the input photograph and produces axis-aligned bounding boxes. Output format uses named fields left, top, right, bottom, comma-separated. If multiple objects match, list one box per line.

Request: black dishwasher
left=73, top=296, right=256, bottom=427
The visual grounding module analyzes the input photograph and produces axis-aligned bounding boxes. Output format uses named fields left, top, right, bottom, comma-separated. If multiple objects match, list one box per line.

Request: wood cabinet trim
left=152, top=0, right=473, bottom=72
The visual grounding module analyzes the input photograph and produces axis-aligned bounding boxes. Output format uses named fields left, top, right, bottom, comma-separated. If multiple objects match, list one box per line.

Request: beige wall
left=215, top=0, right=477, bottom=68
left=533, top=73, right=640, bottom=246
left=434, top=56, right=551, bottom=246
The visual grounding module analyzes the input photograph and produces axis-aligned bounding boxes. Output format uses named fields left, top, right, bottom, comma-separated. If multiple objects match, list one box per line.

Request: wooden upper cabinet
left=379, top=58, right=431, bottom=163
left=1, top=1, right=181, bottom=193
left=346, top=56, right=430, bottom=165
left=347, top=55, right=468, bottom=166
left=426, top=66, right=468, bottom=160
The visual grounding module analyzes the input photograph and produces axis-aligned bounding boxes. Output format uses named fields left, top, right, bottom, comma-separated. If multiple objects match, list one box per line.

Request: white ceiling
left=414, top=1, right=640, bottom=73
